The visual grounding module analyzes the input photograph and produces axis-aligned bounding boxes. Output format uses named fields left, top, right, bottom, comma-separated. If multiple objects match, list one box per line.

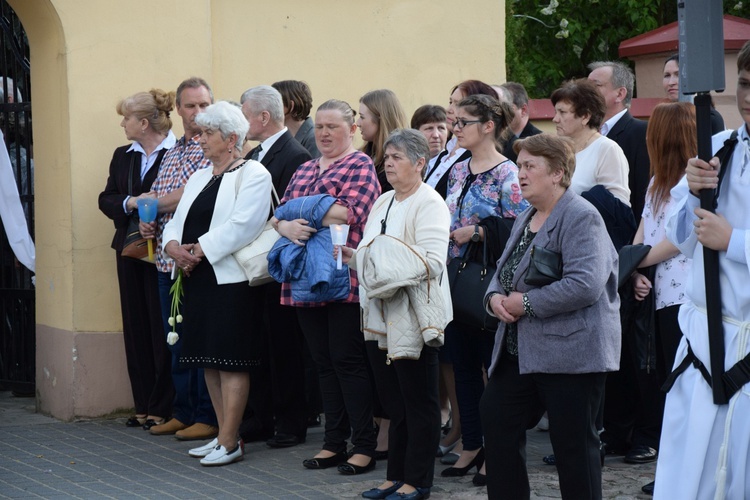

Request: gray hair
left=240, top=85, right=284, bottom=125
left=588, top=61, right=635, bottom=107
left=195, top=101, right=249, bottom=151
left=383, top=128, right=430, bottom=178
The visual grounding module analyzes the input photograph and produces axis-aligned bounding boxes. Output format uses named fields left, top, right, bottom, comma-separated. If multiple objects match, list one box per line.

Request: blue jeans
left=158, top=271, right=216, bottom=425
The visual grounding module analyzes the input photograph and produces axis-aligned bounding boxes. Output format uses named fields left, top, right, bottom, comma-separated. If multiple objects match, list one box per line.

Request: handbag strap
left=234, top=161, right=280, bottom=212
left=127, top=153, right=135, bottom=196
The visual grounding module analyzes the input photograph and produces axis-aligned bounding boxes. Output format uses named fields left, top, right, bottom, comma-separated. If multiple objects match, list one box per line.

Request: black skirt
left=178, top=176, right=262, bottom=372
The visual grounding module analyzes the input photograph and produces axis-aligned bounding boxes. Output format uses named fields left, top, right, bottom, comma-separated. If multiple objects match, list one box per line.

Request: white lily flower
left=167, top=332, right=179, bottom=345
left=176, top=314, right=183, bottom=323
left=168, top=317, right=175, bottom=327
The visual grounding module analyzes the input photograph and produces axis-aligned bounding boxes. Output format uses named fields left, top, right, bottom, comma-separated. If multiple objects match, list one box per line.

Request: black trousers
left=296, top=303, right=376, bottom=456
left=367, top=343, right=441, bottom=488
left=247, top=281, right=309, bottom=438
left=116, top=254, right=173, bottom=418
left=480, top=353, right=605, bottom=500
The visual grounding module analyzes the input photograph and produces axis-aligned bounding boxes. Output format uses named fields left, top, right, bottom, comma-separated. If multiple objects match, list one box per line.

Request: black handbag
left=447, top=236, right=498, bottom=331
left=524, top=245, right=562, bottom=286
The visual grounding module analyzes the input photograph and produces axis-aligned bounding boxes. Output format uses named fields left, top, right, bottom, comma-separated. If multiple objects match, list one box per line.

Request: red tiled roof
left=619, top=15, right=750, bottom=58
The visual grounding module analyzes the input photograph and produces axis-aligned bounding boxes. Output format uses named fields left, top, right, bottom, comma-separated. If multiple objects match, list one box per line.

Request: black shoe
left=338, top=457, right=376, bottom=475
left=641, top=481, right=655, bottom=495
left=472, top=472, right=487, bottom=486
left=624, top=445, right=658, bottom=464
left=126, top=416, right=146, bottom=428
left=602, top=441, right=628, bottom=456
left=362, top=481, right=403, bottom=499
left=142, top=418, right=165, bottom=431
left=441, top=448, right=484, bottom=477
left=266, top=433, right=305, bottom=448
left=303, top=451, right=348, bottom=469
left=542, top=454, right=556, bottom=465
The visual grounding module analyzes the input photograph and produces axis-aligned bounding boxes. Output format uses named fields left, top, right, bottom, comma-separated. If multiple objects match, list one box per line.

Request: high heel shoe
left=441, top=448, right=484, bottom=477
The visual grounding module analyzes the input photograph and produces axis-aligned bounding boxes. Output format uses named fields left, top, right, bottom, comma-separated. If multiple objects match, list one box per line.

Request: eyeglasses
left=453, top=118, right=483, bottom=130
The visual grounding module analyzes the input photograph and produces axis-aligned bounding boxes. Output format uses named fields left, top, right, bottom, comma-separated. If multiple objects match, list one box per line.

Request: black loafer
left=337, top=458, right=376, bottom=475
left=266, top=433, right=305, bottom=448
left=624, top=445, right=658, bottom=464
left=302, top=451, right=348, bottom=469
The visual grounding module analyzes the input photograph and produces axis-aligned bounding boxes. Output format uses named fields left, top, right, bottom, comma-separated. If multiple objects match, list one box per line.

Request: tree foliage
left=507, top=0, right=750, bottom=98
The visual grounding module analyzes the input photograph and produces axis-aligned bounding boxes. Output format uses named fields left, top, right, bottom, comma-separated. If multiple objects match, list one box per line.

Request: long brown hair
left=359, top=89, right=407, bottom=170
left=646, top=102, right=696, bottom=214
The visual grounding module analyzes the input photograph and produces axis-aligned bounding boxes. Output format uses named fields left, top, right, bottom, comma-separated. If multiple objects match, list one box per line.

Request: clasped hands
left=686, top=157, right=732, bottom=251
left=164, top=241, right=202, bottom=276
left=489, top=291, right=525, bottom=324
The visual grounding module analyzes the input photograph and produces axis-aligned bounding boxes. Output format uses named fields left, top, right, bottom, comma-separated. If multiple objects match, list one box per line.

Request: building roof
left=619, top=15, right=750, bottom=58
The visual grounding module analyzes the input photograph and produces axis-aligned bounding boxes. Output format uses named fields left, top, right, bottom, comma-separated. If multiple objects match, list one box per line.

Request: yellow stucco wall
left=10, top=0, right=505, bottom=418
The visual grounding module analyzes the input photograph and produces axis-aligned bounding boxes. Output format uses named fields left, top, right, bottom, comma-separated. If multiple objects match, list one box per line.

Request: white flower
left=734, top=2, right=743, bottom=10
left=559, top=18, right=568, bottom=29
left=176, top=314, right=183, bottom=323
left=573, top=45, right=583, bottom=57
left=555, top=29, right=569, bottom=39
left=167, top=332, right=179, bottom=345
left=540, top=0, right=558, bottom=15
left=168, top=317, right=175, bottom=327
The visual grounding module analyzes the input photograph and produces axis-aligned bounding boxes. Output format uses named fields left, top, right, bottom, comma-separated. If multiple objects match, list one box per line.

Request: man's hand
left=686, top=156, right=720, bottom=196
left=693, top=208, right=732, bottom=251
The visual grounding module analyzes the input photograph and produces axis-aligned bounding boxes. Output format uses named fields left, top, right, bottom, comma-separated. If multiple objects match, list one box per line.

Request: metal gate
left=0, top=0, right=34, bottom=396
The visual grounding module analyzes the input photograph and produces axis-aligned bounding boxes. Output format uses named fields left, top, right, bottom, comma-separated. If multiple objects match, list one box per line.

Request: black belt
left=663, top=338, right=750, bottom=399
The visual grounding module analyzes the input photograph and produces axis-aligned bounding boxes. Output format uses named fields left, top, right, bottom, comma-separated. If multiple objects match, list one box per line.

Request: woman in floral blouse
left=441, top=93, right=528, bottom=486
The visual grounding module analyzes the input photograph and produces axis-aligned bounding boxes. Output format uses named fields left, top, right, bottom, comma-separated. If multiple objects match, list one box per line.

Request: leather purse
left=524, top=245, right=562, bottom=286
left=232, top=164, right=281, bottom=286
left=446, top=235, right=498, bottom=331
left=121, top=155, right=154, bottom=263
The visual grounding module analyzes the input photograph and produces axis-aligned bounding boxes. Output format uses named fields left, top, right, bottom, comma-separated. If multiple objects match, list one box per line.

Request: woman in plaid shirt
left=272, top=99, right=381, bottom=475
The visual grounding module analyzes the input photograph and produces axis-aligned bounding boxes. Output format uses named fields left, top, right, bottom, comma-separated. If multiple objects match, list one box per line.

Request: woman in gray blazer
left=479, top=134, right=620, bottom=500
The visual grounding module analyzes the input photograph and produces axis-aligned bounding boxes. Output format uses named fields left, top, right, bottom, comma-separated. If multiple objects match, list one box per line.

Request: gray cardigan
left=484, top=188, right=621, bottom=376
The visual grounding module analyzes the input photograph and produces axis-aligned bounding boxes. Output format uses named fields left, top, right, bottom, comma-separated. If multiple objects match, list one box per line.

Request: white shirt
left=424, top=136, right=466, bottom=189
left=123, top=131, right=176, bottom=213
left=600, top=109, right=627, bottom=137
left=571, top=135, right=631, bottom=206
left=257, top=127, right=288, bottom=163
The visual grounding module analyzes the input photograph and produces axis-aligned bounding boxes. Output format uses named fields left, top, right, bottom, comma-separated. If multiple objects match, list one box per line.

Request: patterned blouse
left=278, top=150, right=380, bottom=307
left=500, top=222, right=536, bottom=356
left=446, top=158, right=528, bottom=260
left=151, top=134, right=212, bottom=273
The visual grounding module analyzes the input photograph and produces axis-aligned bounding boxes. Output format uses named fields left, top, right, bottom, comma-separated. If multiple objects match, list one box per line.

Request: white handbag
left=232, top=163, right=281, bottom=286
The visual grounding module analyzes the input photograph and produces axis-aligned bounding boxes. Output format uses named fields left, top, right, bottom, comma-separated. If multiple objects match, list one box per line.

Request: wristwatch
left=471, top=224, right=481, bottom=242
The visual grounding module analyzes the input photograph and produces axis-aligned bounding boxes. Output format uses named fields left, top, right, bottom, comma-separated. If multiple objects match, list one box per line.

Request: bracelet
left=522, top=293, right=535, bottom=317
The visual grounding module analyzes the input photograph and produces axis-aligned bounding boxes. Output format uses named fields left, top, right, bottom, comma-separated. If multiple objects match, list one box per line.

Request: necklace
left=200, top=158, right=244, bottom=193
left=577, top=130, right=598, bottom=152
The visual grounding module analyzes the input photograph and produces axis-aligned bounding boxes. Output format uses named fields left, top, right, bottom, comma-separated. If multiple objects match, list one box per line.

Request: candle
left=330, top=224, right=350, bottom=270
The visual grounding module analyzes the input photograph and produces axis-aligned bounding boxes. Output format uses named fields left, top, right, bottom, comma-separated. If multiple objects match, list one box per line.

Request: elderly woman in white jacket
left=336, top=129, right=451, bottom=500
left=162, top=101, right=272, bottom=467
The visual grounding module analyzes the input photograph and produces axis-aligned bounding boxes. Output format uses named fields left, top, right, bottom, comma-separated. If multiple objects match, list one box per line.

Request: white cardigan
left=162, top=160, right=272, bottom=284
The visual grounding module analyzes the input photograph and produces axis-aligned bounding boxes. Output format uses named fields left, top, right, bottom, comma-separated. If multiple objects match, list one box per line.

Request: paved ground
left=0, top=391, right=655, bottom=499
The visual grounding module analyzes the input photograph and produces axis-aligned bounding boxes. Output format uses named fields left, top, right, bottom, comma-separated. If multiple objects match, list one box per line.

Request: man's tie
left=249, top=144, right=263, bottom=161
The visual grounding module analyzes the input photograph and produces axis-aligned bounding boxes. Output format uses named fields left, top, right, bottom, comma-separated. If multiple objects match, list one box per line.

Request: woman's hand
left=693, top=208, right=732, bottom=251
left=164, top=240, right=201, bottom=276
left=503, top=292, right=525, bottom=319
left=139, top=220, right=157, bottom=239
left=450, top=225, right=475, bottom=246
left=333, top=245, right=354, bottom=265
left=127, top=191, right=157, bottom=212
left=277, top=218, right=317, bottom=247
left=632, top=272, right=652, bottom=301
left=490, top=292, right=521, bottom=324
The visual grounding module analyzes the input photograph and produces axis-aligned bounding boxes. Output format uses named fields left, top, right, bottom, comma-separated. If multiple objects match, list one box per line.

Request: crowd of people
left=97, top=41, right=750, bottom=500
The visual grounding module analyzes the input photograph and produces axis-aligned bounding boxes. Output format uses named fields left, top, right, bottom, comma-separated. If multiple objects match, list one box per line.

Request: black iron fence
left=0, top=0, right=34, bottom=395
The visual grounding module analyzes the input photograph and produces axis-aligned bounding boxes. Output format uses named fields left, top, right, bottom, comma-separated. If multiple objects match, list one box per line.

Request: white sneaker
left=188, top=438, right=218, bottom=458
left=200, top=440, right=244, bottom=466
